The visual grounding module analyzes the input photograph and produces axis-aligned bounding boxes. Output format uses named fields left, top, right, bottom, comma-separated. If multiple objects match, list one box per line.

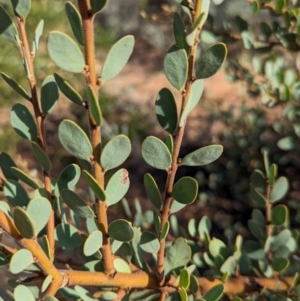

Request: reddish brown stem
left=15, top=15, right=55, bottom=261
left=77, top=0, right=114, bottom=275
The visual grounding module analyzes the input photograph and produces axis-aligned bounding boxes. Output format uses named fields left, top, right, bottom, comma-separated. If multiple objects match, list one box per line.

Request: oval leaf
left=173, top=12, right=189, bottom=53
left=182, top=145, right=223, bottom=166
left=31, top=142, right=52, bottom=172
left=272, top=204, right=289, bottom=226
left=0, top=72, right=31, bottom=101
left=142, top=136, right=172, bottom=170
left=55, top=223, right=82, bottom=249
left=203, top=284, right=224, bottom=301
left=42, top=275, right=53, bottom=293
left=105, top=169, right=130, bottom=207
left=75, top=285, right=98, bottom=301
left=65, top=1, right=84, bottom=46
left=13, top=206, right=36, bottom=239
left=195, top=43, right=227, bottom=79
left=164, top=237, right=191, bottom=276
left=0, top=152, right=18, bottom=180
left=27, top=196, right=52, bottom=235
left=169, top=199, right=186, bottom=214
left=58, top=119, right=92, bottom=161
left=11, top=103, right=37, bottom=141
left=272, top=257, right=289, bottom=273
left=4, top=179, right=30, bottom=207
left=10, top=167, right=40, bottom=189
left=83, top=230, right=103, bottom=256
left=61, top=189, right=95, bottom=218
left=101, top=135, right=131, bottom=171
left=54, top=73, right=83, bottom=104
left=57, top=163, right=81, bottom=191
left=41, top=75, right=59, bottom=115
left=143, top=173, right=162, bottom=210
left=114, top=258, right=131, bottom=273
left=270, top=176, right=289, bottom=203
left=47, top=31, right=85, bottom=73
left=101, top=35, right=134, bottom=83
left=164, top=45, right=188, bottom=91
left=87, top=85, right=102, bottom=126
left=32, top=19, right=44, bottom=55
left=14, top=285, right=35, bottom=301
left=0, top=5, right=18, bottom=45
left=140, top=231, right=160, bottom=254
left=82, top=169, right=106, bottom=201
left=11, top=0, right=31, bottom=19
left=91, top=0, right=108, bottom=14
left=172, top=177, right=198, bottom=204
left=179, top=268, right=190, bottom=289
left=155, top=88, right=178, bottom=134
left=180, top=79, right=204, bottom=126
left=160, top=220, right=170, bottom=241
left=108, top=219, right=134, bottom=242
left=10, top=249, right=34, bottom=274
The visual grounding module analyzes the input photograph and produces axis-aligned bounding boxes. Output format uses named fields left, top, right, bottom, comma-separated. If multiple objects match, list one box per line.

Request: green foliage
left=101, top=35, right=134, bottom=83
left=58, top=119, right=92, bottom=160
left=47, top=31, right=85, bottom=73
left=164, top=46, right=188, bottom=91
left=0, top=1, right=299, bottom=301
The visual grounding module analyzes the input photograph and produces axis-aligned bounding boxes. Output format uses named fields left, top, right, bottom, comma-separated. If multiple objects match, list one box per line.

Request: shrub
left=0, top=1, right=298, bottom=301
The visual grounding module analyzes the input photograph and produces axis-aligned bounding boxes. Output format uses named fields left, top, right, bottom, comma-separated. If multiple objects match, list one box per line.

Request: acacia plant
left=0, top=0, right=298, bottom=301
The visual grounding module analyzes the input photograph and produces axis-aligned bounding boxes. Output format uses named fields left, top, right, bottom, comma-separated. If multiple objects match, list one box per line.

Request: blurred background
left=0, top=0, right=300, bottom=252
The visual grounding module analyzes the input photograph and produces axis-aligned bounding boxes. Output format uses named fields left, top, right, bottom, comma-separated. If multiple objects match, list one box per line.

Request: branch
left=0, top=211, right=63, bottom=296
left=156, top=0, right=202, bottom=284
left=77, top=0, right=114, bottom=275
left=15, top=15, right=55, bottom=261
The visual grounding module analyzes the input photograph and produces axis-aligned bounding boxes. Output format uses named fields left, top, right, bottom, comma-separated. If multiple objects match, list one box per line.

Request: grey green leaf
left=65, top=1, right=84, bottom=46
left=58, top=119, right=92, bottom=161
left=142, top=136, right=172, bottom=170
left=108, top=219, right=134, bottom=242
left=13, top=206, right=36, bottom=239
left=41, top=75, right=59, bottom=115
left=61, top=189, right=94, bottom=219
left=180, top=79, right=204, bottom=126
left=195, top=43, right=227, bottom=79
left=47, top=31, right=85, bottom=73
left=82, top=170, right=106, bottom=201
left=10, top=249, right=34, bottom=274
left=10, top=103, right=37, bottom=141
left=182, top=145, right=223, bottom=166
left=105, top=169, right=130, bottom=207
left=11, top=0, right=31, bottom=19
left=27, top=196, right=52, bottom=235
left=31, top=142, right=52, bottom=172
left=164, top=45, right=188, bottom=91
left=172, top=177, right=198, bottom=204
left=54, top=73, right=83, bottom=104
left=10, top=167, right=39, bottom=189
left=87, top=85, right=102, bottom=126
left=83, top=230, right=103, bottom=256
left=0, top=5, right=18, bottom=45
left=0, top=72, right=31, bottom=101
left=155, top=88, right=178, bottom=134
left=101, top=135, right=131, bottom=171
left=101, top=36, right=134, bottom=83
left=143, top=173, right=162, bottom=210
left=164, top=237, right=191, bottom=276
